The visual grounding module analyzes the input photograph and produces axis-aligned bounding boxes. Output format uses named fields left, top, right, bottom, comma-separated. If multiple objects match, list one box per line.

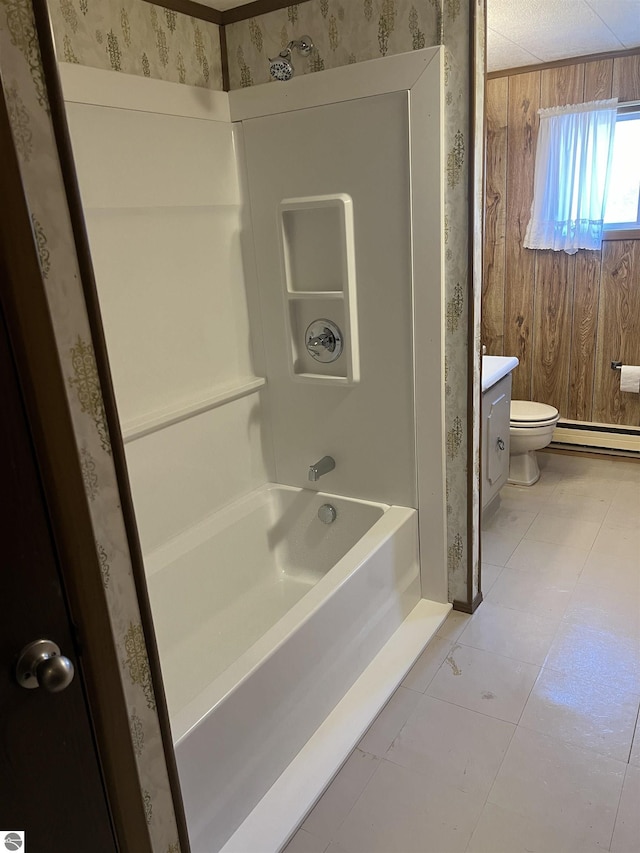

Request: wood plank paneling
left=568, top=60, right=612, bottom=421
left=583, top=59, right=614, bottom=101
left=569, top=251, right=602, bottom=420
left=540, top=63, right=585, bottom=106
left=612, top=54, right=640, bottom=100
left=482, top=77, right=508, bottom=355
left=594, top=242, right=640, bottom=425
left=532, top=250, right=575, bottom=414
left=532, top=65, right=585, bottom=416
left=483, top=53, right=640, bottom=427
left=504, top=71, right=540, bottom=401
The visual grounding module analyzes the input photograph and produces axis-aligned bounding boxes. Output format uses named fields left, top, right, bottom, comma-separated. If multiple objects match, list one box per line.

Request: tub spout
left=308, top=455, right=335, bottom=482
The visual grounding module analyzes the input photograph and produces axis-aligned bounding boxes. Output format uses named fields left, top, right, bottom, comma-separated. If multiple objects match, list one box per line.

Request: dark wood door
left=0, top=302, right=116, bottom=853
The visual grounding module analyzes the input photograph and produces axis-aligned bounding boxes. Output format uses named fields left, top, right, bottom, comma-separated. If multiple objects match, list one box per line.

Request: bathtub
left=145, top=484, right=420, bottom=852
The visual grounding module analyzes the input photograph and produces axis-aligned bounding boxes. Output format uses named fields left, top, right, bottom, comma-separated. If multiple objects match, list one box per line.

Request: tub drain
left=318, top=504, right=337, bottom=524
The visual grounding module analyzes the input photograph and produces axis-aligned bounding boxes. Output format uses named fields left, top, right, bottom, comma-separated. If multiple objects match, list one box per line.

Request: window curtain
left=523, top=99, right=618, bottom=254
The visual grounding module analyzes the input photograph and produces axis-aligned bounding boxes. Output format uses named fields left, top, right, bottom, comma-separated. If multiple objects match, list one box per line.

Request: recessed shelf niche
left=279, top=194, right=359, bottom=384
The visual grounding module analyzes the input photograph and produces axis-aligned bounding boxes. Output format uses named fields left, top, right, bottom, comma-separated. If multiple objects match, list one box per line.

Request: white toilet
left=508, top=400, right=559, bottom=485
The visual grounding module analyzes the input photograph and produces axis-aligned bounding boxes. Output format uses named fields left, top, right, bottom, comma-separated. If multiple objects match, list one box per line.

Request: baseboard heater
left=552, top=420, right=640, bottom=456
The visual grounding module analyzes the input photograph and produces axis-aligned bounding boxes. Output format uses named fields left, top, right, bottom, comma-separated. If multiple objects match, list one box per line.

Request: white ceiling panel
left=586, top=0, right=640, bottom=48
left=533, top=27, right=624, bottom=63
left=488, top=0, right=640, bottom=71
left=490, top=0, right=622, bottom=52
left=486, top=28, right=544, bottom=72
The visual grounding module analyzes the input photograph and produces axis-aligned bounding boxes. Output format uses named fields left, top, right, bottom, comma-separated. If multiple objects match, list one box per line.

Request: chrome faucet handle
left=308, top=332, right=335, bottom=352
left=305, top=320, right=343, bottom=363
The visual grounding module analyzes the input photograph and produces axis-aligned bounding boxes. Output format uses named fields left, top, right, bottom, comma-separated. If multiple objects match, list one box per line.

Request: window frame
left=603, top=106, right=640, bottom=241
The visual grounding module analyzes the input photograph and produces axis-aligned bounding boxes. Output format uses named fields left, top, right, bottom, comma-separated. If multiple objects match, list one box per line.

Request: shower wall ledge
left=59, top=63, right=230, bottom=121
left=122, top=376, right=266, bottom=443
left=228, top=46, right=441, bottom=121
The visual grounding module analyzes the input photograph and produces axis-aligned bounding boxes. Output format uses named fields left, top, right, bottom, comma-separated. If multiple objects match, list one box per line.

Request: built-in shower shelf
left=294, top=374, right=352, bottom=385
left=285, top=291, right=343, bottom=300
left=122, top=376, right=266, bottom=442
left=279, top=194, right=359, bottom=384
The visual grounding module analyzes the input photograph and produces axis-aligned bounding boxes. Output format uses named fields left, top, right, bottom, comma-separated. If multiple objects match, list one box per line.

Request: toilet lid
left=510, top=400, right=559, bottom=423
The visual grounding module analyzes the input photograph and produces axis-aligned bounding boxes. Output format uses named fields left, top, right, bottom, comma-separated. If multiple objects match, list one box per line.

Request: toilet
left=508, top=400, right=559, bottom=485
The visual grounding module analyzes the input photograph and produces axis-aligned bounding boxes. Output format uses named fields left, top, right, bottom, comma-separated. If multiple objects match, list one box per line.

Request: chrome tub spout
left=308, top=456, right=335, bottom=482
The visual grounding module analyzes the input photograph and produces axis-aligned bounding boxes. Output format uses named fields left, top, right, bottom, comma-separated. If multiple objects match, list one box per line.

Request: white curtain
left=524, top=99, right=618, bottom=254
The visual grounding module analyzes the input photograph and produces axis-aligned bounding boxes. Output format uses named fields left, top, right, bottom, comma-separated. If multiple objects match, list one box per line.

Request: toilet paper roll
left=620, top=365, right=640, bottom=394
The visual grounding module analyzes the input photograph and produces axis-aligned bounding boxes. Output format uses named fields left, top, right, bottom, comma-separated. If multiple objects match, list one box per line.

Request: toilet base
left=508, top=449, right=540, bottom=486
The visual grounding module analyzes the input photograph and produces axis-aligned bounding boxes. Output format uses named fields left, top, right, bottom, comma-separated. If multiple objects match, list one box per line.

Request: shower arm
left=288, top=38, right=313, bottom=56
left=274, top=37, right=313, bottom=60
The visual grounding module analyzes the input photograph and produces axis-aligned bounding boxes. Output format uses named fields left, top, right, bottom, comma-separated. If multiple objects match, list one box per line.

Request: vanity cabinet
left=482, top=373, right=512, bottom=511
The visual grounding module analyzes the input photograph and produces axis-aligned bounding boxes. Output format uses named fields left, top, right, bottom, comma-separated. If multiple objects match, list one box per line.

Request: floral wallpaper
left=226, top=0, right=441, bottom=87
left=48, top=0, right=223, bottom=89
left=0, top=0, right=182, bottom=849
left=227, top=0, right=482, bottom=606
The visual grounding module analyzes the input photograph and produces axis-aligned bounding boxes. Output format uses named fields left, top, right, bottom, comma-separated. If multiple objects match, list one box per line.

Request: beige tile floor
left=284, top=451, right=640, bottom=853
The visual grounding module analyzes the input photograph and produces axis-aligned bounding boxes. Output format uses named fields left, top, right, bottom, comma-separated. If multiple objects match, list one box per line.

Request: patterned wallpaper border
left=225, top=0, right=442, bottom=88
left=49, top=0, right=223, bottom=89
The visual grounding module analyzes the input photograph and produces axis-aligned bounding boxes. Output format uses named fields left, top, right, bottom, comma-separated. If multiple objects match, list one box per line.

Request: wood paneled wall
left=483, top=54, right=640, bottom=427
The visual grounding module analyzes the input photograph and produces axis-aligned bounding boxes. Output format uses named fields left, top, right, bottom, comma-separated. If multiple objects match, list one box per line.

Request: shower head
left=269, top=49, right=294, bottom=81
left=268, top=36, right=314, bottom=81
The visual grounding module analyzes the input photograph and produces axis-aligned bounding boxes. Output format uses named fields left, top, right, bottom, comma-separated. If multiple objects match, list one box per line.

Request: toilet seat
left=508, top=401, right=559, bottom=486
left=510, top=400, right=559, bottom=428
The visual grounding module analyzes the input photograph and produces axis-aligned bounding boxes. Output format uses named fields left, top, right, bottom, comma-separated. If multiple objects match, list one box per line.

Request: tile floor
left=284, top=451, right=640, bottom=853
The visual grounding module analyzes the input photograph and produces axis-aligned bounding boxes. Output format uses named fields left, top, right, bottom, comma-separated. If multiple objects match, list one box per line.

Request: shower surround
left=50, top=0, right=481, bottom=608
left=60, top=45, right=449, bottom=851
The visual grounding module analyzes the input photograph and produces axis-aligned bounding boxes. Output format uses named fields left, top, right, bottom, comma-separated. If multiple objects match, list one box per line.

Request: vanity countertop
left=482, top=355, right=519, bottom=392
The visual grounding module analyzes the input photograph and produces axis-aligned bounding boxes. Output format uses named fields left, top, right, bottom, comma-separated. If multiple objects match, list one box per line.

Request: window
left=603, top=110, right=640, bottom=234
left=523, top=99, right=618, bottom=254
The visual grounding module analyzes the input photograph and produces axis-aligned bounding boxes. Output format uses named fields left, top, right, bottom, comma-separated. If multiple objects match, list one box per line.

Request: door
left=0, top=301, right=116, bottom=852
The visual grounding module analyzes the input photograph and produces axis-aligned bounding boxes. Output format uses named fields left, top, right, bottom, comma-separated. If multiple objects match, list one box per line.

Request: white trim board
left=219, top=599, right=451, bottom=853
left=58, top=62, right=231, bottom=122
left=228, top=46, right=441, bottom=121
left=408, top=50, right=447, bottom=603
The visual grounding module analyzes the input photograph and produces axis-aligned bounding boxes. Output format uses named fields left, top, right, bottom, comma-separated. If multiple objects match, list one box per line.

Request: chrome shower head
left=268, top=36, right=314, bottom=82
left=269, top=49, right=294, bottom=81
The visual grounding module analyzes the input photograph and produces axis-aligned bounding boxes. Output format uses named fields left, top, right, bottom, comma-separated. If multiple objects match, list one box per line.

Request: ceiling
left=196, top=0, right=640, bottom=71
left=487, top=0, right=640, bottom=72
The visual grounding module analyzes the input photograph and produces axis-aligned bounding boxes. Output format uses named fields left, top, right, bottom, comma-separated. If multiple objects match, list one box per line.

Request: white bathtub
left=146, top=484, right=420, bottom=852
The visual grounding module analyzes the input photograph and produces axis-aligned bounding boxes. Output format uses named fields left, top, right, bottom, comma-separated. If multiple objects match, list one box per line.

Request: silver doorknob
left=15, top=639, right=75, bottom=692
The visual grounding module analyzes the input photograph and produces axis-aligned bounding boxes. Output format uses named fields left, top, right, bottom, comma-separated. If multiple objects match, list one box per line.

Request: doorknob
left=15, top=639, right=75, bottom=692
left=496, top=437, right=505, bottom=451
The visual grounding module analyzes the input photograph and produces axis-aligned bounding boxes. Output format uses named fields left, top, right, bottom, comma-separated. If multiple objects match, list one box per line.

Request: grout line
left=626, top=704, right=640, bottom=765
left=421, top=688, right=531, bottom=729
left=464, top=711, right=520, bottom=851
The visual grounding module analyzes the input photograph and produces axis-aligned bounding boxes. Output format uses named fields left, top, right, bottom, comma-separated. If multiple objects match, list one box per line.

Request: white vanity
left=481, top=355, right=519, bottom=513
